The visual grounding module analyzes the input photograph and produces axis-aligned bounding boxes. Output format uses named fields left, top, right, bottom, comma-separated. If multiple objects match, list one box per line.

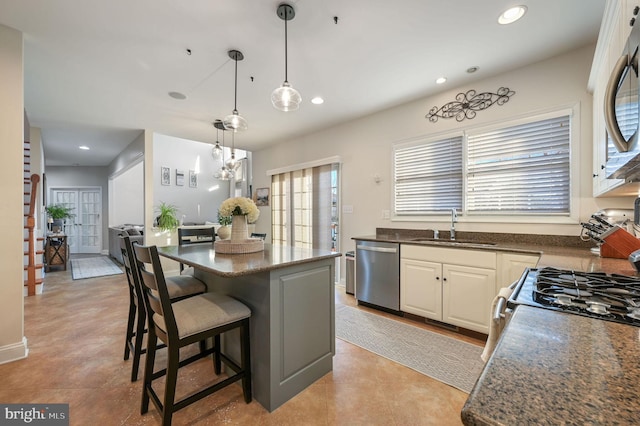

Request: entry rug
left=335, top=304, right=485, bottom=393
left=71, top=256, right=123, bottom=280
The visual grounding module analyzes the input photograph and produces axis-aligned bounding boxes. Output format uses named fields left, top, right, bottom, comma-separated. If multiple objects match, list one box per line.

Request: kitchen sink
left=410, top=238, right=496, bottom=246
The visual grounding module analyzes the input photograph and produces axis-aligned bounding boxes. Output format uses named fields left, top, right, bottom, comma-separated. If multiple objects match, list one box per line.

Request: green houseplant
left=45, top=204, right=74, bottom=221
left=155, top=202, right=180, bottom=232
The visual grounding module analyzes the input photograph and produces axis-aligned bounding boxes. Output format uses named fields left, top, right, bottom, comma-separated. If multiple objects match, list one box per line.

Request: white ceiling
left=0, top=0, right=605, bottom=166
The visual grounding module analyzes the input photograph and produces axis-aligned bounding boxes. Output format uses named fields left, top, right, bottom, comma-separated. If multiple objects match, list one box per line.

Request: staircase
left=23, top=141, right=42, bottom=296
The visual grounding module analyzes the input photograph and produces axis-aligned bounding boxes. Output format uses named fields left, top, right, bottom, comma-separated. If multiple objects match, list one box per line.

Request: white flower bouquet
left=219, top=197, right=260, bottom=224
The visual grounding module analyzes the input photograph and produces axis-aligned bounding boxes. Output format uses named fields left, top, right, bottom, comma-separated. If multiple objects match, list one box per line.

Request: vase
left=231, top=215, right=248, bottom=242
left=217, top=225, right=231, bottom=240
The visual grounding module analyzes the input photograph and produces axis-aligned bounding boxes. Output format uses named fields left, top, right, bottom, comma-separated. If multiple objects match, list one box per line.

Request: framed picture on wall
left=161, top=166, right=170, bottom=185
left=189, top=170, right=197, bottom=188
left=176, top=169, right=185, bottom=186
left=255, top=187, right=269, bottom=206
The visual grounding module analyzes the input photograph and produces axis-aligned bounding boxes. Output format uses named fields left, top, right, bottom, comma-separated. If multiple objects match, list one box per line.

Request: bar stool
left=133, top=243, right=252, bottom=426
left=120, top=235, right=207, bottom=382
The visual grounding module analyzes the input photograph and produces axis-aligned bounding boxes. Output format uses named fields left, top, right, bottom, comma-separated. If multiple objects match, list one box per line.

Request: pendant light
left=223, top=50, right=248, bottom=132
left=271, top=3, right=302, bottom=111
left=214, top=121, right=232, bottom=180
left=211, top=120, right=223, bottom=159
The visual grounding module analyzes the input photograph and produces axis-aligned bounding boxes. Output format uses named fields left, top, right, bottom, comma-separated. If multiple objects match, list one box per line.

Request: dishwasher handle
left=356, top=244, right=398, bottom=254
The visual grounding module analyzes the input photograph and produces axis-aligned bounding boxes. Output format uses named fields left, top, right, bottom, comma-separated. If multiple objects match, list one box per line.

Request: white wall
left=110, top=160, right=144, bottom=226
left=152, top=132, right=232, bottom=224
left=0, top=23, right=27, bottom=363
left=252, top=45, right=633, bottom=259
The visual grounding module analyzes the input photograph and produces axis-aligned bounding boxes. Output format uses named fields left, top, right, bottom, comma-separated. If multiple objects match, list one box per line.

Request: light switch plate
left=342, top=205, right=354, bottom=214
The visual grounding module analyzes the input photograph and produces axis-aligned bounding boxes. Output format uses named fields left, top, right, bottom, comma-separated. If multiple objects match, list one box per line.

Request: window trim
left=391, top=104, right=581, bottom=225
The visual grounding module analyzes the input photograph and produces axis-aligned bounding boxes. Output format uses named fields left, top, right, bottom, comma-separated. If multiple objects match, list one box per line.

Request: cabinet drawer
left=401, top=244, right=496, bottom=269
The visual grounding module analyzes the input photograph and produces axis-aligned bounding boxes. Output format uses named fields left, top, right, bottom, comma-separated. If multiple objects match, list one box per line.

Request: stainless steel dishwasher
left=355, top=240, right=400, bottom=312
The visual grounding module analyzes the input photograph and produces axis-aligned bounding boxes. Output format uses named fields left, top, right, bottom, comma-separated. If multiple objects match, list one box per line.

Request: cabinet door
left=400, top=258, right=442, bottom=320
left=496, top=253, right=540, bottom=294
left=442, top=264, right=496, bottom=334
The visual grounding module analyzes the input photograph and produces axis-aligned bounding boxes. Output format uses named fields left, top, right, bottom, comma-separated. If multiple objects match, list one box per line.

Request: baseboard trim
left=0, top=337, right=28, bottom=365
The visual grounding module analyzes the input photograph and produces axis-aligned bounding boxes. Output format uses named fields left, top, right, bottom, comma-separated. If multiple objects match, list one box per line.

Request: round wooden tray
left=214, top=238, right=264, bottom=254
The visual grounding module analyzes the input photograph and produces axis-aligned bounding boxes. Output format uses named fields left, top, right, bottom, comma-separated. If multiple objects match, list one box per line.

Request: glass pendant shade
left=272, top=82, right=302, bottom=111
left=214, top=166, right=232, bottom=181
left=211, top=142, right=222, bottom=158
left=223, top=110, right=248, bottom=132
left=225, top=152, right=242, bottom=171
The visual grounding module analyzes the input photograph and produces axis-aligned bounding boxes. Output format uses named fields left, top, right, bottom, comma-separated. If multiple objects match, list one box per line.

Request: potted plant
left=45, top=204, right=74, bottom=232
left=155, top=202, right=180, bottom=232
left=217, top=213, right=232, bottom=240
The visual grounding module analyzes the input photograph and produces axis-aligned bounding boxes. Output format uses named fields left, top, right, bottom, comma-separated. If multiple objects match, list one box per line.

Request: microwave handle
left=604, top=53, right=631, bottom=153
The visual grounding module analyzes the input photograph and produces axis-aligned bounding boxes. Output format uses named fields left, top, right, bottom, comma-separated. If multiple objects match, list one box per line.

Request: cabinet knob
left=593, top=173, right=598, bottom=178
left=631, top=17, right=636, bottom=27
left=634, top=6, right=639, bottom=15
left=443, top=277, right=447, bottom=282
left=436, top=276, right=440, bottom=280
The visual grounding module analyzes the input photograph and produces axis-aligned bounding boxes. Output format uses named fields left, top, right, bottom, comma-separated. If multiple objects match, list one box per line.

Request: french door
left=51, top=188, right=102, bottom=254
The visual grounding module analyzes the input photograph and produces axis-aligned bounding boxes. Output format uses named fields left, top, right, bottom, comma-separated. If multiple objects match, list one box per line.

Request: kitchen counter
left=461, top=305, right=640, bottom=425
left=157, top=244, right=340, bottom=412
left=352, top=232, right=638, bottom=276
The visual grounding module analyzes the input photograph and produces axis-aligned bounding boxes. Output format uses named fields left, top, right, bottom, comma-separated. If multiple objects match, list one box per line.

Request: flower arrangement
left=219, top=197, right=260, bottom=224
left=218, top=212, right=232, bottom=226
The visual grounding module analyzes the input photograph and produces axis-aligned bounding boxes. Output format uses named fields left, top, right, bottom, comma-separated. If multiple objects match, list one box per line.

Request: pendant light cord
left=233, top=56, right=238, bottom=112
left=284, top=15, right=289, bottom=83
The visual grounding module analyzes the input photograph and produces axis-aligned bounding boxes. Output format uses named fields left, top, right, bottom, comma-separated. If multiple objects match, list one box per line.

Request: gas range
left=508, top=267, right=640, bottom=327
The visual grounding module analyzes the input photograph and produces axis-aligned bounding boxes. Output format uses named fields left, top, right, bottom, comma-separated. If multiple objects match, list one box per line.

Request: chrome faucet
left=450, top=208, right=457, bottom=240
left=433, top=229, right=439, bottom=239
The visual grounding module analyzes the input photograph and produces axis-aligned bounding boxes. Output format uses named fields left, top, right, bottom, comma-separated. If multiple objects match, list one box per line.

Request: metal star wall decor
left=426, top=87, right=515, bottom=123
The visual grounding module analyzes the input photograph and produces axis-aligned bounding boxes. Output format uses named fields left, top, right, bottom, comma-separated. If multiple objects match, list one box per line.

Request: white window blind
left=271, top=164, right=335, bottom=250
left=466, top=114, right=570, bottom=214
left=394, top=136, right=463, bottom=214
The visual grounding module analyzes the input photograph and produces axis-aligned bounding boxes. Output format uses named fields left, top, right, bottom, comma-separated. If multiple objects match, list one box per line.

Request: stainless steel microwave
left=604, top=17, right=640, bottom=180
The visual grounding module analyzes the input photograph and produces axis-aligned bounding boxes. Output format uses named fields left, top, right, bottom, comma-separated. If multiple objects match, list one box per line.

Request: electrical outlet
left=343, top=205, right=354, bottom=214
left=382, top=210, right=390, bottom=219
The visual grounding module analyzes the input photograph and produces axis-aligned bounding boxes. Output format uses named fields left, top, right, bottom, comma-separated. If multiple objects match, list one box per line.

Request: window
left=271, top=162, right=339, bottom=250
left=393, top=110, right=572, bottom=217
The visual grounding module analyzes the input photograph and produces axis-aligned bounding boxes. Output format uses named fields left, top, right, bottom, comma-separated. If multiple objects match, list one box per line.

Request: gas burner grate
left=511, top=267, right=640, bottom=327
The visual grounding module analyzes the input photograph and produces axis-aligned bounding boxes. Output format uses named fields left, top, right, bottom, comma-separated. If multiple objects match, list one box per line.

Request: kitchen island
left=157, top=243, right=341, bottom=412
left=461, top=305, right=640, bottom=425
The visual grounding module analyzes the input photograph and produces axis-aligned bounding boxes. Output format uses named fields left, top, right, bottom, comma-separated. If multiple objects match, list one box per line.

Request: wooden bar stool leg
left=241, top=319, right=252, bottom=403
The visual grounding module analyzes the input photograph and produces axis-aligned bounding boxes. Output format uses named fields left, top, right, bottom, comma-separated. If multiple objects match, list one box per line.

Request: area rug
left=335, top=304, right=485, bottom=393
left=71, top=256, right=123, bottom=280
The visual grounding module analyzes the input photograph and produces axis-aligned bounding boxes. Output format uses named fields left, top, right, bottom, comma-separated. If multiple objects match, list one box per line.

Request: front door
left=51, top=188, right=102, bottom=254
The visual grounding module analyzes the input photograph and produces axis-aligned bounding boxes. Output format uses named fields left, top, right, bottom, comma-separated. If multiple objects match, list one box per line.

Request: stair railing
left=25, top=173, right=40, bottom=296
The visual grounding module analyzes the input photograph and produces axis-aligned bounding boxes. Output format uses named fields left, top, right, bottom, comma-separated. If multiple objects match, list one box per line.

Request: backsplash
left=376, top=228, right=593, bottom=249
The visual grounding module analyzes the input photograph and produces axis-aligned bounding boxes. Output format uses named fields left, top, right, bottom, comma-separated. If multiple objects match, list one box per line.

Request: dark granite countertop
left=353, top=230, right=638, bottom=276
left=158, top=243, right=341, bottom=277
left=461, top=305, right=640, bottom=426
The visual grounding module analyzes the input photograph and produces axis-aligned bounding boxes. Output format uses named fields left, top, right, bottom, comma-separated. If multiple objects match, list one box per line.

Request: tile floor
left=1, top=256, right=485, bottom=425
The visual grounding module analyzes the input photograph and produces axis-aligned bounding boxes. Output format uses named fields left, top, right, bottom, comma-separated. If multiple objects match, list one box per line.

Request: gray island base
left=157, top=243, right=341, bottom=412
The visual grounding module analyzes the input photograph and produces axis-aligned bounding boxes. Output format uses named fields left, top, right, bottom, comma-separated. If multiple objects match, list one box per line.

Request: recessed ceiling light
left=78, top=145, right=90, bottom=150
left=311, top=97, right=324, bottom=105
left=435, top=77, right=447, bottom=84
left=168, top=91, right=187, bottom=100
left=466, top=66, right=480, bottom=74
left=498, top=6, right=527, bottom=25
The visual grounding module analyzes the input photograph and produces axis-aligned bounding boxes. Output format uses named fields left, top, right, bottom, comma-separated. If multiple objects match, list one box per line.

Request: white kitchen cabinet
left=442, top=264, right=496, bottom=334
left=401, top=258, right=442, bottom=319
left=496, top=252, right=540, bottom=293
left=400, top=245, right=496, bottom=334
